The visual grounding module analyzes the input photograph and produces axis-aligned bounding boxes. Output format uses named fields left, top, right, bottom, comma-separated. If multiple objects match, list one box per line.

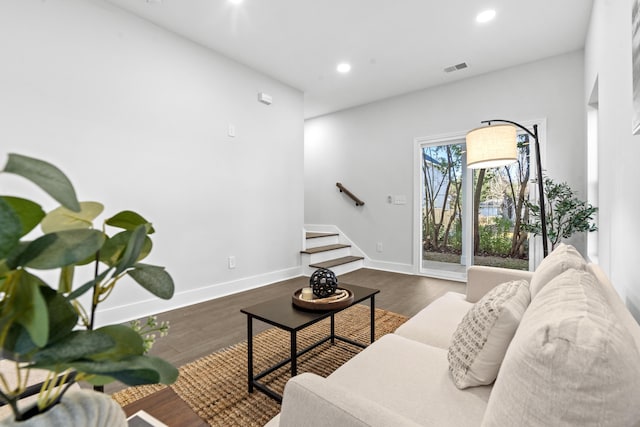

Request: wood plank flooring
left=105, top=268, right=464, bottom=393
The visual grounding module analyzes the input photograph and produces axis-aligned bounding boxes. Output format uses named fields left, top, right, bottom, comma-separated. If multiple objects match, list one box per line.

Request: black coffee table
left=240, top=283, right=379, bottom=402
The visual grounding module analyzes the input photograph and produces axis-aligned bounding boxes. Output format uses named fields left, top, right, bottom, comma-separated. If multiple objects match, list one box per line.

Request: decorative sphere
left=309, top=268, right=338, bottom=298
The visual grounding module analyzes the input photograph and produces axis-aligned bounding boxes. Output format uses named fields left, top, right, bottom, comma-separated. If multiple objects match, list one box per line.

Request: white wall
left=0, top=0, right=304, bottom=324
left=585, top=0, right=640, bottom=320
left=305, top=51, right=586, bottom=271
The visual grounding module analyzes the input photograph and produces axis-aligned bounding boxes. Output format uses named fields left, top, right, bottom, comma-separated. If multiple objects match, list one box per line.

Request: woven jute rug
left=112, top=304, right=407, bottom=426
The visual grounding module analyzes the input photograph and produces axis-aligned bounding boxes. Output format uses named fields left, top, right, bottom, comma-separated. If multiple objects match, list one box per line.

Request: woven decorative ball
left=309, top=268, right=338, bottom=298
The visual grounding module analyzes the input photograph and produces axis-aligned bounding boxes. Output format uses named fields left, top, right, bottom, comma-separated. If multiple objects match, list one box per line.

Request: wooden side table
left=123, top=387, right=207, bottom=427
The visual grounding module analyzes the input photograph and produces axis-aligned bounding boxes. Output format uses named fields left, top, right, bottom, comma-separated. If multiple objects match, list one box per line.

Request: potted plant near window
left=0, top=154, right=178, bottom=426
left=524, top=176, right=598, bottom=249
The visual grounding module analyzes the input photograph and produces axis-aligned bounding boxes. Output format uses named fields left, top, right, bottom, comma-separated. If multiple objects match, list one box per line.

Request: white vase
left=0, top=390, right=127, bottom=427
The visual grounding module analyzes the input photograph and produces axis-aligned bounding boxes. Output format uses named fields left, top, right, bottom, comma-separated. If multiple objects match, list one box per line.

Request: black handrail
left=336, top=183, right=365, bottom=206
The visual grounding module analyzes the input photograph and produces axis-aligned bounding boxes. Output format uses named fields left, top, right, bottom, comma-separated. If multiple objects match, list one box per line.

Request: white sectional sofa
left=265, top=244, right=640, bottom=426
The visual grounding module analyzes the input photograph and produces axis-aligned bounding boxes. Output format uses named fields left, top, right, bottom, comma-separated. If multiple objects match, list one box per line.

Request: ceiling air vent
left=444, top=62, right=468, bottom=73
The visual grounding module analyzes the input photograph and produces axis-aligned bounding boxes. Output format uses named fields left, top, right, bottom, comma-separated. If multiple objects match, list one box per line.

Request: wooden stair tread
left=305, top=232, right=339, bottom=239
left=309, top=256, right=364, bottom=269
left=301, top=244, right=350, bottom=254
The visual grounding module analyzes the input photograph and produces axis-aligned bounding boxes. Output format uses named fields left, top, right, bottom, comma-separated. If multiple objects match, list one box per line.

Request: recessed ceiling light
left=337, top=63, right=351, bottom=73
left=229, top=0, right=243, bottom=4
left=476, top=9, right=496, bottom=23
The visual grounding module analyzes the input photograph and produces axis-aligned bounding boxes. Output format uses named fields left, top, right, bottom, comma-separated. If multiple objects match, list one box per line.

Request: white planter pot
left=0, top=390, right=127, bottom=427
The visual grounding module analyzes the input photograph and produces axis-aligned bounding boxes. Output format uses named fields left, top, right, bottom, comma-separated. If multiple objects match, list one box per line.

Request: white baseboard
left=95, top=266, right=303, bottom=326
left=364, top=259, right=414, bottom=275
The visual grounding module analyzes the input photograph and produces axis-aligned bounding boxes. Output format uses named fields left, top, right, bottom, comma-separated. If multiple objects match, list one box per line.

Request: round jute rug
left=112, top=304, right=407, bottom=426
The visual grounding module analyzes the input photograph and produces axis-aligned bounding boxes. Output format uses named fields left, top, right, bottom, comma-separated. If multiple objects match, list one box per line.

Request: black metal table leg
left=330, top=313, right=335, bottom=344
left=247, top=315, right=254, bottom=393
left=370, top=294, right=376, bottom=343
left=291, top=331, right=297, bottom=377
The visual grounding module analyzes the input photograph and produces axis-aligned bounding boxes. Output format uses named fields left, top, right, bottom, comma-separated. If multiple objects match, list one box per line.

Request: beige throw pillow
left=529, top=243, right=586, bottom=298
left=447, top=279, right=530, bottom=389
left=481, top=269, right=640, bottom=427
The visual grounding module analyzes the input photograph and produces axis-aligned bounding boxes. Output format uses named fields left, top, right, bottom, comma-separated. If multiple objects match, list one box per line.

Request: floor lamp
left=466, top=120, right=548, bottom=258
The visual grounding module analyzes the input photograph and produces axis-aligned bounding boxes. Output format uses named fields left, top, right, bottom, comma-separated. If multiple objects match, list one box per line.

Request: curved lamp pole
left=466, top=119, right=548, bottom=258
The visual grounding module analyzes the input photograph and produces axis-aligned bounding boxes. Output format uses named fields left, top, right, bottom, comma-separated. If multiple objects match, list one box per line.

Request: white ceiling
left=104, top=0, right=594, bottom=119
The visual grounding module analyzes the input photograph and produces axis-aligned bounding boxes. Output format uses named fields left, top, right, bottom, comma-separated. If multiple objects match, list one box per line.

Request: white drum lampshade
left=466, top=124, right=518, bottom=169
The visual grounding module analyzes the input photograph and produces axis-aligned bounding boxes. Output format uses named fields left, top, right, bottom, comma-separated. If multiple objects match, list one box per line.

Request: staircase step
left=310, top=256, right=365, bottom=269
left=301, top=244, right=350, bottom=254
left=306, top=232, right=339, bottom=239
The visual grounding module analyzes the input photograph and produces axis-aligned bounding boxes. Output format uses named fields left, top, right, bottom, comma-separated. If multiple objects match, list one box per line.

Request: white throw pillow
left=482, top=269, right=640, bottom=427
left=529, top=243, right=586, bottom=298
left=447, top=279, right=530, bottom=389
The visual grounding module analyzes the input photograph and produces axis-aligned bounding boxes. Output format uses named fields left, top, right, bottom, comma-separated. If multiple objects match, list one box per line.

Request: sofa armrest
left=278, top=373, right=422, bottom=427
left=466, top=266, right=533, bottom=303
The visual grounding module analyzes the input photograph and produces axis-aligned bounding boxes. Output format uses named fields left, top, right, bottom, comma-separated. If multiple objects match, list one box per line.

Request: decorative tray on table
left=292, top=288, right=354, bottom=311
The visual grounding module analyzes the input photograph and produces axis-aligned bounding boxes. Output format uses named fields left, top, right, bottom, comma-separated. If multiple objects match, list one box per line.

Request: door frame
left=413, top=119, right=547, bottom=280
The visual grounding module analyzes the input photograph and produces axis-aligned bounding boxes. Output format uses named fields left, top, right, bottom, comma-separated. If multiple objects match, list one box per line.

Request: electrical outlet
left=228, top=256, right=236, bottom=269
left=376, top=242, right=383, bottom=253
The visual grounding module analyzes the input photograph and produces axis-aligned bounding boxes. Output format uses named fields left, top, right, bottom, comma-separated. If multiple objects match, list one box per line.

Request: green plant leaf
left=0, top=197, right=22, bottom=260
left=40, top=202, right=104, bottom=233
left=66, top=355, right=178, bottom=386
left=3, top=285, right=78, bottom=358
left=32, top=330, right=114, bottom=365
left=84, top=375, right=115, bottom=386
left=113, top=226, right=147, bottom=276
left=106, top=211, right=155, bottom=234
left=3, top=242, right=30, bottom=271
left=66, top=268, right=111, bottom=300
left=1, top=196, right=45, bottom=237
left=41, top=287, right=78, bottom=344
left=88, top=325, right=145, bottom=361
left=128, top=264, right=174, bottom=300
left=2, top=154, right=80, bottom=212
left=19, top=229, right=105, bottom=270
left=13, top=271, right=49, bottom=348
left=99, top=232, right=152, bottom=267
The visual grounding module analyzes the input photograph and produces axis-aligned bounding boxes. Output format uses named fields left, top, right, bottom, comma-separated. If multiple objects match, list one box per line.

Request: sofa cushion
left=328, top=334, right=492, bottom=427
left=447, top=280, right=530, bottom=389
left=529, top=243, right=586, bottom=298
left=482, top=269, right=640, bottom=427
left=394, top=292, right=472, bottom=349
left=277, top=373, right=423, bottom=427
left=587, top=263, right=640, bottom=353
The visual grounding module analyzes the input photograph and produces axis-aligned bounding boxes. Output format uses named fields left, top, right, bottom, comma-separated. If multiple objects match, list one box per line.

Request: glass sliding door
left=472, top=133, right=530, bottom=270
left=421, top=141, right=468, bottom=278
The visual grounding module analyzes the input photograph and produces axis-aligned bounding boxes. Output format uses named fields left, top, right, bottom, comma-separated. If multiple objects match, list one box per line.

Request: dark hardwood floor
left=105, top=268, right=464, bottom=393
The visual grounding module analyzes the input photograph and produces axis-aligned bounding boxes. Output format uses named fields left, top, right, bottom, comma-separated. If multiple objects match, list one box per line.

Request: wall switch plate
left=394, top=195, right=407, bottom=205
left=228, top=123, right=236, bottom=137
left=376, top=242, right=383, bottom=252
left=228, top=256, right=236, bottom=269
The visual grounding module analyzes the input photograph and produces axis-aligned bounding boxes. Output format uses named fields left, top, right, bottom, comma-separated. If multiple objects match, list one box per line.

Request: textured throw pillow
left=529, top=243, right=586, bottom=298
left=447, top=279, right=530, bottom=389
left=481, top=269, right=640, bottom=427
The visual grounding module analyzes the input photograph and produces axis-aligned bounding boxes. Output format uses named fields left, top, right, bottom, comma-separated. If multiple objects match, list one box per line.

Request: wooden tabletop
left=240, top=283, right=379, bottom=331
left=123, top=387, right=207, bottom=427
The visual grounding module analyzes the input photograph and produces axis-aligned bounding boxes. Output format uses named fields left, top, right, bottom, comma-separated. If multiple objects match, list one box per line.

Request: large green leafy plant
left=0, top=154, right=178, bottom=421
left=524, top=176, right=598, bottom=249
